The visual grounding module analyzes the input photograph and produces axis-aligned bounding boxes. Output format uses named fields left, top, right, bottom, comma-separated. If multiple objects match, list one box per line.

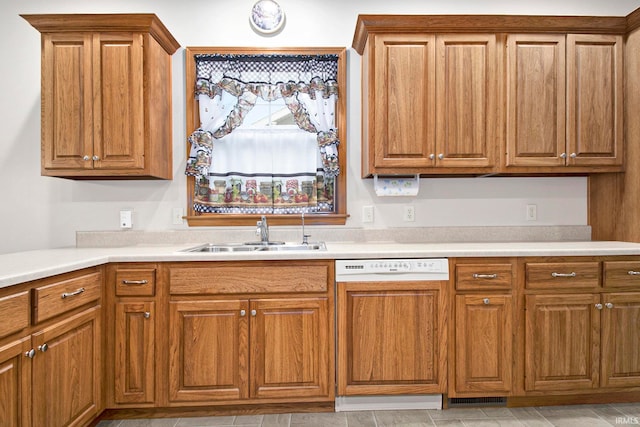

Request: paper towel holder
left=373, top=174, right=420, bottom=197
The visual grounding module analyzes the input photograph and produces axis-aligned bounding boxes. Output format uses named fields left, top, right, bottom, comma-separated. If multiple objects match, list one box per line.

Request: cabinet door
left=524, top=294, right=600, bottom=392
left=93, top=32, right=145, bottom=171
left=566, top=34, right=623, bottom=167
left=372, top=33, right=436, bottom=169
left=0, top=337, right=31, bottom=427
left=506, top=34, right=566, bottom=167
left=338, top=282, right=446, bottom=395
left=436, top=34, right=496, bottom=168
left=454, top=294, right=512, bottom=394
left=114, top=301, right=155, bottom=404
left=41, top=33, right=94, bottom=171
left=601, top=293, right=640, bottom=388
left=31, top=306, right=101, bottom=427
left=250, top=298, right=332, bottom=400
left=169, top=300, right=249, bottom=402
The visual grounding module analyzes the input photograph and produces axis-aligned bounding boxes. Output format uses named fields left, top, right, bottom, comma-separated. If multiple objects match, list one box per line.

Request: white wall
left=1, top=0, right=637, bottom=254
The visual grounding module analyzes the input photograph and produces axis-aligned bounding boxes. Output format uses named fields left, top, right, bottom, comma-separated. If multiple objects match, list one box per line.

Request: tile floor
left=96, top=403, right=640, bottom=426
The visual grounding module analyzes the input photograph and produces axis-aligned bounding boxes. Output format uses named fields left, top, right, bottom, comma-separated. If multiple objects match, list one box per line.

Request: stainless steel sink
left=181, top=242, right=326, bottom=253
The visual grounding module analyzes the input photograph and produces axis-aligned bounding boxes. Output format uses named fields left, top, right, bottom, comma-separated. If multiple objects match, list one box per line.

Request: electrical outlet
left=172, top=207, right=184, bottom=225
left=403, top=205, right=415, bottom=222
left=120, top=210, right=133, bottom=229
left=526, top=204, right=537, bottom=221
left=362, top=205, right=374, bottom=223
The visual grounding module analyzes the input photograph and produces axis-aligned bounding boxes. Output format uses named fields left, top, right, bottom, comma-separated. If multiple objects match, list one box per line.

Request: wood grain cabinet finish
left=524, top=293, right=601, bottom=392
left=522, top=256, right=640, bottom=395
left=167, top=260, right=334, bottom=406
left=337, top=281, right=447, bottom=395
left=31, top=305, right=102, bottom=427
left=454, top=294, right=512, bottom=395
left=354, top=15, right=626, bottom=177
left=106, top=264, right=158, bottom=407
left=451, top=259, right=514, bottom=396
left=506, top=34, right=566, bottom=168
left=22, top=14, right=180, bottom=179
left=362, top=33, right=497, bottom=176
left=0, top=337, right=31, bottom=427
left=115, top=301, right=155, bottom=404
left=566, top=34, right=623, bottom=168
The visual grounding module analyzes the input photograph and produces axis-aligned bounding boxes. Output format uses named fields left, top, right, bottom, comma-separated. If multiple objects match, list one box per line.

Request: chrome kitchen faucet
left=257, top=215, right=269, bottom=243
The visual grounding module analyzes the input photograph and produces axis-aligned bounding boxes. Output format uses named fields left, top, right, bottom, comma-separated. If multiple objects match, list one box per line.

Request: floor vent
left=448, top=397, right=507, bottom=408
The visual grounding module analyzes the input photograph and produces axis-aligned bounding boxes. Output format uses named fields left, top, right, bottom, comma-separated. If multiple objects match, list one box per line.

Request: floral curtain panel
left=185, top=54, right=340, bottom=214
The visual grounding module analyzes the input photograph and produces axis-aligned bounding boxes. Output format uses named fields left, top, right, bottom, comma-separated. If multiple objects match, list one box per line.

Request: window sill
left=185, top=213, right=348, bottom=227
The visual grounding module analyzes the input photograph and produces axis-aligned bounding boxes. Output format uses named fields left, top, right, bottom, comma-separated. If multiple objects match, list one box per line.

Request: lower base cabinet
left=166, top=260, right=335, bottom=406
left=168, top=297, right=331, bottom=403
left=525, top=292, right=640, bottom=392
left=0, top=337, right=31, bottom=427
left=454, top=294, right=512, bottom=395
left=32, top=306, right=102, bottom=427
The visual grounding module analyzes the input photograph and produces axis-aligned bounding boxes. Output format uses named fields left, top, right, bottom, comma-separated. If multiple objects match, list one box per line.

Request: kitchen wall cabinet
left=337, top=281, right=447, bottom=395
left=360, top=32, right=497, bottom=176
left=450, top=260, right=515, bottom=396
left=167, top=261, right=334, bottom=406
left=353, top=14, right=627, bottom=177
left=506, top=34, right=623, bottom=172
left=106, top=264, right=158, bottom=407
left=22, top=14, right=180, bottom=179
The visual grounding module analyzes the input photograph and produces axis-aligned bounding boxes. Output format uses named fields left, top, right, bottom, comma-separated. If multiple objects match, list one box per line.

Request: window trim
left=184, top=46, right=348, bottom=226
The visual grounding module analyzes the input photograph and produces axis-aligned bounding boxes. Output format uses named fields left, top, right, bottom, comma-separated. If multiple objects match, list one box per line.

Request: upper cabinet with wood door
left=359, top=29, right=498, bottom=176
left=22, top=14, right=180, bottom=179
left=506, top=34, right=623, bottom=172
left=353, top=14, right=627, bottom=177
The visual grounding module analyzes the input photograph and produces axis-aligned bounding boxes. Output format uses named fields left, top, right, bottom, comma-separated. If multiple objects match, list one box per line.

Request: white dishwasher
left=335, top=258, right=449, bottom=412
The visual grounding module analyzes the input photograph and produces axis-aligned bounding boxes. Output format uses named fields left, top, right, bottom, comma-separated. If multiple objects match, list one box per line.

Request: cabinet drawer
left=169, top=262, right=329, bottom=295
left=115, top=268, right=156, bottom=296
left=525, top=262, right=600, bottom=290
left=33, top=269, right=102, bottom=323
left=0, top=291, right=29, bottom=338
left=455, top=263, right=513, bottom=290
left=604, top=261, right=640, bottom=288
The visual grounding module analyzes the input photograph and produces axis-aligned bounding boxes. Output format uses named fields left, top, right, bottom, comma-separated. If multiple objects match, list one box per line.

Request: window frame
left=184, top=46, right=348, bottom=226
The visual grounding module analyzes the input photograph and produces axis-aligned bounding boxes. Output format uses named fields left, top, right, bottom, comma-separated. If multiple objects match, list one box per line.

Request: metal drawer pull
left=240, top=310, right=246, bottom=317
left=551, top=272, right=576, bottom=278
left=122, top=280, right=148, bottom=285
left=628, top=271, right=640, bottom=276
left=251, top=310, right=257, bottom=317
left=595, top=303, right=603, bottom=310
left=38, top=344, right=48, bottom=352
left=605, top=303, right=614, bottom=309
left=144, top=312, right=151, bottom=319
left=473, top=273, right=498, bottom=279
left=61, top=287, right=85, bottom=299
left=483, top=298, right=490, bottom=305
left=25, top=349, right=35, bottom=359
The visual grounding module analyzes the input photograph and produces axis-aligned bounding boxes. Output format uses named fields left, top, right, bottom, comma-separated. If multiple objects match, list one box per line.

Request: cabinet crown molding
left=352, top=12, right=635, bottom=54
left=21, top=13, right=180, bottom=55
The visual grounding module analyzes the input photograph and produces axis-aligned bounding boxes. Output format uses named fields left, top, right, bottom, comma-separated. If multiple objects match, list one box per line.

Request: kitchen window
left=184, top=47, right=347, bottom=226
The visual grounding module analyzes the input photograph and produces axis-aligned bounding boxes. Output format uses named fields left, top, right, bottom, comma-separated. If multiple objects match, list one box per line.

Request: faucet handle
left=256, top=220, right=262, bottom=236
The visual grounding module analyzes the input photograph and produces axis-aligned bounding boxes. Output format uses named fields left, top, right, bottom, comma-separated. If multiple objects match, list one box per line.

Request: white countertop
left=3, top=240, right=640, bottom=289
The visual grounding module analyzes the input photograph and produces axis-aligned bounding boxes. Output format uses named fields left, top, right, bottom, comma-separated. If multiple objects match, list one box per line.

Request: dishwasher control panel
left=336, top=258, right=449, bottom=282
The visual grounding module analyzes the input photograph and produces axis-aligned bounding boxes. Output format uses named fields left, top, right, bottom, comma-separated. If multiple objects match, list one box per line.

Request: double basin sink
left=182, top=241, right=326, bottom=253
